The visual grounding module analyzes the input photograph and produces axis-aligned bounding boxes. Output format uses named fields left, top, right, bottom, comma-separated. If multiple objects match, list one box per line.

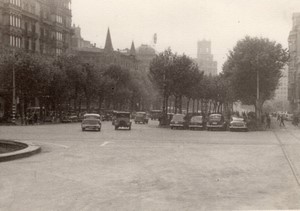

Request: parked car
left=135, top=112, right=149, bottom=124
left=206, top=113, right=227, bottom=131
left=150, top=110, right=162, bottom=120
left=189, top=115, right=205, bottom=130
left=81, top=118, right=101, bottom=131
left=229, top=116, right=248, bottom=132
left=114, top=111, right=132, bottom=130
left=170, top=114, right=188, bottom=129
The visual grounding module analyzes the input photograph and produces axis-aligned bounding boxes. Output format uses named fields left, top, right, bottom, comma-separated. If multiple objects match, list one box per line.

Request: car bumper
left=207, top=125, right=224, bottom=128
left=189, top=125, right=204, bottom=128
left=229, top=126, right=247, bottom=129
left=82, top=125, right=101, bottom=130
left=170, top=124, right=184, bottom=127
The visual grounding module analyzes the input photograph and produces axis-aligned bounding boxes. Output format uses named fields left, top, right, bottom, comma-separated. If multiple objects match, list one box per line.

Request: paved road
left=1, top=120, right=300, bottom=210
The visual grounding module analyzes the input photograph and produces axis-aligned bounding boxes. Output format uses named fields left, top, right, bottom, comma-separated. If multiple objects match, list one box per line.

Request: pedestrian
left=294, top=116, right=299, bottom=126
left=33, top=112, right=38, bottom=124
left=266, top=115, right=271, bottom=129
left=277, top=114, right=281, bottom=121
left=279, top=115, right=285, bottom=127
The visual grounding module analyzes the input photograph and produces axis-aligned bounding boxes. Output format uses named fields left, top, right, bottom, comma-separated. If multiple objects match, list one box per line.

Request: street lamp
left=11, top=50, right=16, bottom=124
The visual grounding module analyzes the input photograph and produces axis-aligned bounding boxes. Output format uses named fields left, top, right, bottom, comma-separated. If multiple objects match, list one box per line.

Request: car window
left=191, top=116, right=203, bottom=122
left=83, top=119, right=99, bottom=124
left=116, top=113, right=130, bottom=118
left=209, top=115, right=221, bottom=121
left=172, top=115, right=185, bottom=121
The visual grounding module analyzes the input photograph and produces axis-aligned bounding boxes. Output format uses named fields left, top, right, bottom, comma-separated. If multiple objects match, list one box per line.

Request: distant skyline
left=72, top=0, right=300, bottom=72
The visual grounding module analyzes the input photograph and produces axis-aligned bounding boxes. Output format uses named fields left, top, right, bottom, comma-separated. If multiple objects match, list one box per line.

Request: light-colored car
left=189, top=115, right=205, bottom=130
left=229, top=117, right=248, bottom=132
left=81, top=118, right=101, bottom=131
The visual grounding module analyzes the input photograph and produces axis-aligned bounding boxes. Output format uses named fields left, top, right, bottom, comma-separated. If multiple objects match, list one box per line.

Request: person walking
left=279, top=115, right=285, bottom=127
left=266, top=115, right=271, bottom=129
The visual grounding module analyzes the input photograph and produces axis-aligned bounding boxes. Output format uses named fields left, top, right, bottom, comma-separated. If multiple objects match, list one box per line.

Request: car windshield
left=232, top=117, right=244, bottom=121
left=209, top=115, right=221, bottom=121
left=172, top=114, right=185, bottom=121
left=83, top=119, right=99, bottom=124
left=116, top=113, right=130, bottom=118
left=84, top=114, right=100, bottom=119
left=136, top=113, right=146, bottom=117
left=191, top=116, right=203, bottom=122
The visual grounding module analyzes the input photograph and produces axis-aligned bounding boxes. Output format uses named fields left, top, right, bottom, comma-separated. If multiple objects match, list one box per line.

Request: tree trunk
left=186, top=98, right=190, bottom=114
left=179, top=95, right=182, bottom=114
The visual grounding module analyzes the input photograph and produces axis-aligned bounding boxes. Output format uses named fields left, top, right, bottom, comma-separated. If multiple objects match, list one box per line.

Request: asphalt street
left=1, top=120, right=300, bottom=210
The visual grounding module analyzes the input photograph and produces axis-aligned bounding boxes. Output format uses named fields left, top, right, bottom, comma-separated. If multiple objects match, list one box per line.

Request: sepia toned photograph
left=1, top=0, right=300, bottom=210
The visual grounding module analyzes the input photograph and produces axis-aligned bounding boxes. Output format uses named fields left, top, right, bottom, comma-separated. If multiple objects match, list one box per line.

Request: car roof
left=116, top=111, right=131, bottom=114
left=84, top=114, right=100, bottom=118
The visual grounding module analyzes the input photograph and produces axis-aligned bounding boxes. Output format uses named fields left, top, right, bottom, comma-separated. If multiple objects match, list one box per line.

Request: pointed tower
left=129, top=41, right=136, bottom=56
left=104, top=28, right=114, bottom=52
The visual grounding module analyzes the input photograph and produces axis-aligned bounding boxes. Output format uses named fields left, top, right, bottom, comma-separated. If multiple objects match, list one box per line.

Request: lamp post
left=256, top=69, right=260, bottom=122
left=11, top=50, right=16, bottom=124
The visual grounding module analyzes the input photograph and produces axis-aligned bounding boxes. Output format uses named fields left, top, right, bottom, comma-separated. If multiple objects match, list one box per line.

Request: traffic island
left=0, top=140, right=41, bottom=162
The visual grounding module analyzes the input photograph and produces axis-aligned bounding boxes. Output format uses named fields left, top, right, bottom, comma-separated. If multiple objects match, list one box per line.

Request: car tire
left=129, top=126, right=131, bottom=130
left=115, top=126, right=118, bottom=130
left=82, top=128, right=85, bottom=131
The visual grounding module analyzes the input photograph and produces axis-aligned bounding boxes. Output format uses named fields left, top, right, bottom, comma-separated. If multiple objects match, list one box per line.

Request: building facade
left=195, top=40, right=218, bottom=76
left=273, top=65, right=289, bottom=111
left=288, top=13, right=300, bottom=112
left=0, top=0, right=72, bottom=55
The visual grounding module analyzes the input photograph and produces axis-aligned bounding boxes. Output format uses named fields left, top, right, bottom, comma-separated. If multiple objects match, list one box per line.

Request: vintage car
left=188, top=115, right=205, bottom=130
left=114, top=111, right=132, bottom=130
left=81, top=118, right=101, bottom=131
left=206, top=113, right=227, bottom=131
left=134, top=112, right=149, bottom=124
left=170, top=114, right=188, bottom=129
left=150, top=110, right=162, bottom=120
left=229, top=117, right=248, bottom=132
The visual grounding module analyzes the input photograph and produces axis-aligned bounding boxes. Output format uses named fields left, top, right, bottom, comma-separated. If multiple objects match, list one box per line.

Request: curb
left=0, top=140, right=41, bottom=162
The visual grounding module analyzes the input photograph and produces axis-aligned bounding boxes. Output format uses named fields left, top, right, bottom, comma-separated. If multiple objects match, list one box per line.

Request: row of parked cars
left=169, top=113, right=248, bottom=132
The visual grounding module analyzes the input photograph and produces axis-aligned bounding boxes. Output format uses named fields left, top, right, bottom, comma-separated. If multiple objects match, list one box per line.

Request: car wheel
left=115, top=126, right=118, bottom=130
left=82, top=128, right=85, bottom=131
left=129, top=126, right=131, bottom=130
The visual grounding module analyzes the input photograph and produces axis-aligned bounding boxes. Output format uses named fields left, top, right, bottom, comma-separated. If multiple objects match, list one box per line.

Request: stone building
left=288, top=13, right=300, bottom=112
left=0, top=0, right=73, bottom=119
left=72, top=27, right=139, bottom=71
left=272, top=65, right=289, bottom=111
left=0, top=0, right=73, bottom=55
left=136, top=44, right=156, bottom=72
left=195, top=40, right=218, bottom=76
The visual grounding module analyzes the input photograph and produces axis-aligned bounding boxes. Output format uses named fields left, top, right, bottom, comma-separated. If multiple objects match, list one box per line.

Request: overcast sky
left=72, top=0, right=300, bottom=72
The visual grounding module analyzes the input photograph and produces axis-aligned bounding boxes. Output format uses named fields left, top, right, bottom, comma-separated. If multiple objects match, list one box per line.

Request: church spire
left=130, top=41, right=136, bottom=56
left=104, top=28, right=113, bottom=52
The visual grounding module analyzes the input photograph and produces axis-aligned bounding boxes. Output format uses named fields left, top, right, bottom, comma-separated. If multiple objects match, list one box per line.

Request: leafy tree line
left=149, top=49, right=233, bottom=118
left=0, top=48, right=156, bottom=122
left=221, top=36, right=289, bottom=121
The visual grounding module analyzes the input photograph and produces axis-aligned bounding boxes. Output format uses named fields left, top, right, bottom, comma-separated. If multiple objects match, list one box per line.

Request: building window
left=55, top=15, right=63, bottom=24
left=56, top=48, right=62, bottom=55
left=55, top=32, right=63, bottom=41
left=10, top=0, right=21, bottom=7
left=9, top=35, right=21, bottom=48
left=9, top=14, right=21, bottom=28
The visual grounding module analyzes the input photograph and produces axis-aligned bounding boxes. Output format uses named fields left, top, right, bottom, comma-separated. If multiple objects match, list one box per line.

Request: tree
left=222, top=36, right=289, bottom=120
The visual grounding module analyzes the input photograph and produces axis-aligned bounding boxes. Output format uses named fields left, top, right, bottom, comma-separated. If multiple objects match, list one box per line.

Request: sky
left=72, top=0, right=300, bottom=72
